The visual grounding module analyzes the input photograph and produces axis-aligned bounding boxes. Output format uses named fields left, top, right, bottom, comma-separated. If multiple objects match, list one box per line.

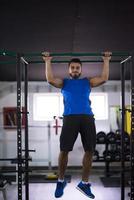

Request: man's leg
left=77, top=151, right=95, bottom=199
left=55, top=115, right=78, bottom=197
left=55, top=151, right=69, bottom=198
left=82, top=151, right=93, bottom=182
left=58, top=151, right=69, bottom=179
left=77, top=116, right=96, bottom=198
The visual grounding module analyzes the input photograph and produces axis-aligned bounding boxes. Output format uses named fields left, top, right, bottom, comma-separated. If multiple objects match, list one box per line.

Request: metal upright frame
left=120, top=55, right=134, bottom=200
left=1, top=50, right=134, bottom=200
left=23, top=58, right=29, bottom=200
left=130, top=57, right=134, bottom=200
left=16, top=54, right=30, bottom=200
left=20, top=56, right=30, bottom=200
left=16, top=53, right=23, bottom=200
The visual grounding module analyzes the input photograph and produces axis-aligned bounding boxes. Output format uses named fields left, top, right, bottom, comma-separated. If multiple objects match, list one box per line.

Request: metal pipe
left=0, top=59, right=121, bottom=65
left=0, top=50, right=17, bottom=57
left=21, top=57, right=29, bottom=65
left=120, top=56, right=132, bottom=64
left=130, top=58, right=134, bottom=200
left=0, top=125, right=51, bottom=128
left=16, top=53, right=23, bottom=200
left=120, top=62, right=125, bottom=200
left=0, top=158, right=27, bottom=161
left=0, top=50, right=130, bottom=57
left=24, top=63, right=29, bottom=200
left=29, top=59, right=121, bottom=64
left=0, top=158, right=31, bottom=161
left=24, top=52, right=130, bottom=57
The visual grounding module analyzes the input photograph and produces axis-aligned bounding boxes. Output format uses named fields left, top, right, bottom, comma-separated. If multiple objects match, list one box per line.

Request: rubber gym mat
left=100, top=177, right=129, bottom=187
left=28, top=174, right=71, bottom=183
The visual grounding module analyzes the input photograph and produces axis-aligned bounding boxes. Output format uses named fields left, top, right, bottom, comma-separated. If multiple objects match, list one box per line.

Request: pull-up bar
left=0, top=50, right=131, bottom=65
left=0, top=50, right=17, bottom=57
left=0, top=50, right=131, bottom=58
left=0, top=59, right=122, bottom=65
left=25, top=52, right=130, bottom=57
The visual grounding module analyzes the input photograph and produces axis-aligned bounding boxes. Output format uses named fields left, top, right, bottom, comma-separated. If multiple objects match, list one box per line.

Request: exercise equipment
left=103, top=149, right=121, bottom=161
left=0, top=178, right=8, bottom=200
left=53, top=116, right=62, bottom=135
left=106, top=131, right=116, bottom=143
left=115, top=132, right=121, bottom=143
left=96, top=131, right=106, bottom=143
left=124, top=143, right=130, bottom=151
left=124, top=132, right=130, bottom=143
left=1, top=50, right=134, bottom=200
left=0, top=50, right=130, bottom=65
left=125, top=151, right=131, bottom=161
left=114, top=150, right=121, bottom=161
left=103, top=150, right=113, bottom=161
left=93, top=150, right=99, bottom=161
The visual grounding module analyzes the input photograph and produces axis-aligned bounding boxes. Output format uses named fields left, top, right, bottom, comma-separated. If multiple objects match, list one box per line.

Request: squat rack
left=0, top=50, right=133, bottom=200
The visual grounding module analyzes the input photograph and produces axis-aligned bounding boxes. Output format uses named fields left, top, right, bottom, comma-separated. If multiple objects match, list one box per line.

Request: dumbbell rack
left=104, top=139, right=130, bottom=177
left=94, top=130, right=131, bottom=178
left=93, top=140, right=110, bottom=177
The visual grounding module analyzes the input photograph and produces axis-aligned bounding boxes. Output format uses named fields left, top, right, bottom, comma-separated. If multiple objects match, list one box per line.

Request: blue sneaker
left=76, top=181, right=95, bottom=199
left=55, top=181, right=67, bottom=198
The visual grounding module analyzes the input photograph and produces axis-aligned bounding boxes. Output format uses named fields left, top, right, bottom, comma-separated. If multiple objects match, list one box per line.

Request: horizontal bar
left=29, top=59, right=121, bottom=64
left=0, top=158, right=19, bottom=161
left=22, top=149, right=36, bottom=152
left=0, top=170, right=20, bottom=173
left=0, top=61, right=16, bottom=65
left=0, top=169, right=32, bottom=173
left=0, top=50, right=17, bottom=57
left=0, top=158, right=31, bottom=161
left=0, top=51, right=131, bottom=58
left=0, top=59, right=121, bottom=65
left=0, top=125, right=53, bottom=128
left=24, top=52, right=130, bottom=57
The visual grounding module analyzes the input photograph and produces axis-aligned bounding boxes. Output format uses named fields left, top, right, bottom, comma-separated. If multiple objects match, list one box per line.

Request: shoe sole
left=76, top=186, right=95, bottom=199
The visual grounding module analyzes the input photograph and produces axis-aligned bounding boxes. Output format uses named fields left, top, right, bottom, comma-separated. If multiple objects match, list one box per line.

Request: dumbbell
left=96, top=131, right=106, bottom=143
left=103, top=150, right=113, bottom=161
left=93, top=150, right=99, bottom=161
left=115, top=133, right=121, bottom=143
left=106, top=132, right=116, bottom=143
left=124, top=143, right=130, bottom=151
left=116, top=143, right=130, bottom=157
left=115, top=131, right=130, bottom=143
left=116, top=143, right=121, bottom=151
left=125, top=151, right=131, bottom=161
left=114, top=150, right=121, bottom=161
left=124, top=132, right=130, bottom=143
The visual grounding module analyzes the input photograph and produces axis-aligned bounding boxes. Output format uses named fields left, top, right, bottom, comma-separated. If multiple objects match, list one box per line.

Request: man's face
left=69, top=62, right=82, bottom=79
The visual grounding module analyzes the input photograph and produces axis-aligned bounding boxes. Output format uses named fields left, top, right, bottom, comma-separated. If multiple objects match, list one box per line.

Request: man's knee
left=60, top=151, right=69, bottom=157
left=84, top=151, right=93, bottom=158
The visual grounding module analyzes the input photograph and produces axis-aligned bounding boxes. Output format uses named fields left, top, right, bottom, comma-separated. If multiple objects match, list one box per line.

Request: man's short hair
left=68, top=58, right=82, bottom=67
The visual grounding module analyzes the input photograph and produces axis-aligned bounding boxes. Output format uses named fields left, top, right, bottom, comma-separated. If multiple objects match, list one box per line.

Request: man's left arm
left=89, top=52, right=112, bottom=87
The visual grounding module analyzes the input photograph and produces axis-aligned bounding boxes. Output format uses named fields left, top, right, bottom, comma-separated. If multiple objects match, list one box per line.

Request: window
left=33, top=92, right=108, bottom=121
left=90, top=93, right=108, bottom=120
left=33, top=93, right=63, bottom=121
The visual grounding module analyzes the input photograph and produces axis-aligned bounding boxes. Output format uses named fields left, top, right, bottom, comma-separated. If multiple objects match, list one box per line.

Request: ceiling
left=0, top=0, right=134, bottom=81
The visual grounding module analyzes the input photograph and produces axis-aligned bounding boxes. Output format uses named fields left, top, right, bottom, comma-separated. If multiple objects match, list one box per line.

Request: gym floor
left=0, top=170, right=130, bottom=200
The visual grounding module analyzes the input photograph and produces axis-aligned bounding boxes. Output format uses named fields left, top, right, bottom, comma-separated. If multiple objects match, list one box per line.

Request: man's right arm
left=42, top=53, right=63, bottom=88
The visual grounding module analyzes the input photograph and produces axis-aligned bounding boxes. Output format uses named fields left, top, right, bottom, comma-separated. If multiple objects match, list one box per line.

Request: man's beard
left=69, top=73, right=81, bottom=79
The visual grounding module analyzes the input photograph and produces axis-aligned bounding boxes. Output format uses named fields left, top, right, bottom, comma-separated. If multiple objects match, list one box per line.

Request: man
left=43, top=52, right=111, bottom=199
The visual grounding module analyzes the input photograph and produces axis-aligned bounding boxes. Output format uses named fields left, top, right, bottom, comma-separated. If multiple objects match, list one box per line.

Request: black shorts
left=60, top=115, right=96, bottom=152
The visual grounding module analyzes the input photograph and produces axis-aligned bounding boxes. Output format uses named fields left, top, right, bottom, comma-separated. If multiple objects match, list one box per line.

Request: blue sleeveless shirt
left=61, top=78, right=93, bottom=116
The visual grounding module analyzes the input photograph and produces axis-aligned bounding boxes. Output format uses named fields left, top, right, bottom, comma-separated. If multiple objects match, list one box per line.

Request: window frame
left=33, top=92, right=108, bottom=121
